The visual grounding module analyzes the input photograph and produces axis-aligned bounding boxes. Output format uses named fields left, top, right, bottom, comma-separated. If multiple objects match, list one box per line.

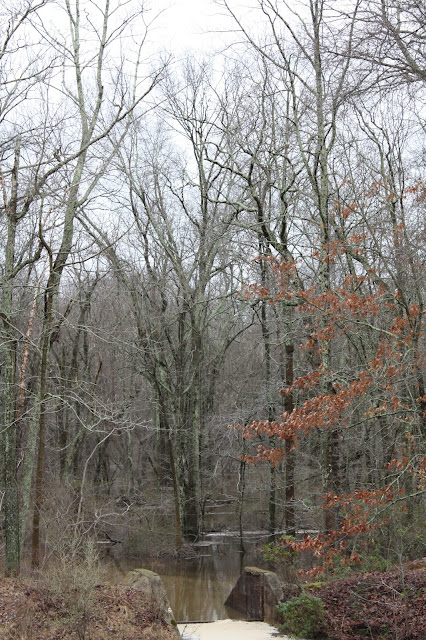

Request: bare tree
left=0, top=0, right=166, bottom=573
left=348, top=0, right=426, bottom=86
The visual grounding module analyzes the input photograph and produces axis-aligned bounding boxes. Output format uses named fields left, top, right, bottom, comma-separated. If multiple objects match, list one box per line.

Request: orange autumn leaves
left=236, top=244, right=425, bottom=572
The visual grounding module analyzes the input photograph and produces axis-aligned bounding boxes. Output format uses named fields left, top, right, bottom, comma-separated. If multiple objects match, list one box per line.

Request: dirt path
left=178, top=619, right=281, bottom=639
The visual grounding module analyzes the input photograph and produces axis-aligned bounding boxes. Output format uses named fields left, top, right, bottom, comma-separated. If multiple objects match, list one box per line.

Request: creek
left=106, top=531, right=272, bottom=622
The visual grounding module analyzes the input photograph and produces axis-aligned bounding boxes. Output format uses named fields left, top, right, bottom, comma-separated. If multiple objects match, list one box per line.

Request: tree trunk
left=2, top=142, right=21, bottom=574
left=284, top=343, right=296, bottom=537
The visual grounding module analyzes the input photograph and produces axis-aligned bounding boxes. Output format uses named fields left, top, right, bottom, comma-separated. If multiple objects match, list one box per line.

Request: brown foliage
left=314, top=569, right=426, bottom=640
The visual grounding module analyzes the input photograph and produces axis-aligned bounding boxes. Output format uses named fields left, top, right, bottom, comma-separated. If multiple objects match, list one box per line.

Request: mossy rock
left=122, top=569, right=180, bottom=638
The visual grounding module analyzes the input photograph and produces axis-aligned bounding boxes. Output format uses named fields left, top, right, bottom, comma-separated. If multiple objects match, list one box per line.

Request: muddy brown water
left=105, top=532, right=271, bottom=622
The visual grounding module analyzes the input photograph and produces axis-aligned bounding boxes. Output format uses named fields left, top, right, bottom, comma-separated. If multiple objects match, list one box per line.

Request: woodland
left=0, top=0, right=425, bottom=585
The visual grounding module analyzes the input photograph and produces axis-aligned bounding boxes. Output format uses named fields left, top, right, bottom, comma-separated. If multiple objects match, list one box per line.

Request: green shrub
left=263, top=536, right=297, bottom=564
left=277, top=593, right=326, bottom=638
left=262, top=537, right=299, bottom=583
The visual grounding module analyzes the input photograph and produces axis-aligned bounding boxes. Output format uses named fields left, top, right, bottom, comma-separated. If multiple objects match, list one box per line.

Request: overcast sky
left=151, top=0, right=264, bottom=56
left=152, top=0, right=230, bottom=54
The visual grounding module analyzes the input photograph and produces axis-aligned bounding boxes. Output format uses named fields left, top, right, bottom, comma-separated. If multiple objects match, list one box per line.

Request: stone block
left=225, top=566, right=284, bottom=622
left=122, top=568, right=180, bottom=638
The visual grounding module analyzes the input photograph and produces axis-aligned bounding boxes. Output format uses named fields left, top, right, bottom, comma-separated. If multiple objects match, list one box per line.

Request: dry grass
left=0, top=579, right=177, bottom=639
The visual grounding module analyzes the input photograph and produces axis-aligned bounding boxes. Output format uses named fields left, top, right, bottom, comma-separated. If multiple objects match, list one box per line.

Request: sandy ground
left=178, top=619, right=280, bottom=639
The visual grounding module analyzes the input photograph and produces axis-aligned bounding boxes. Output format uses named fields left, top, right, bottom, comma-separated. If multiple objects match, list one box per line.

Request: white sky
left=151, top=0, right=263, bottom=56
left=151, top=0, right=230, bottom=54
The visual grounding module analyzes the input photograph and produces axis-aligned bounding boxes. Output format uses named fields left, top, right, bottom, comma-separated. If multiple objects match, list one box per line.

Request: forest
left=0, top=0, right=425, bottom=581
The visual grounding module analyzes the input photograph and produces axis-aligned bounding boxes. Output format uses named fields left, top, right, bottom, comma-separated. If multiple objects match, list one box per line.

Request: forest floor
left=0, top=579, right=177, bottom=640
left=312, top=568, right=426, bottom=640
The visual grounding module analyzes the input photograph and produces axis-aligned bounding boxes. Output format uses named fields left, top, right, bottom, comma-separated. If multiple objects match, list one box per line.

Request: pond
left=106, top=531, right=271, bottom=622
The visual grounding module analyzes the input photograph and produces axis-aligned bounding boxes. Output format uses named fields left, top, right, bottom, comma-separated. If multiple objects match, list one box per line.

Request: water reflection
left=159, top=543, right=246, bottom=622
left=106, top=533, right=267, bottom=622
